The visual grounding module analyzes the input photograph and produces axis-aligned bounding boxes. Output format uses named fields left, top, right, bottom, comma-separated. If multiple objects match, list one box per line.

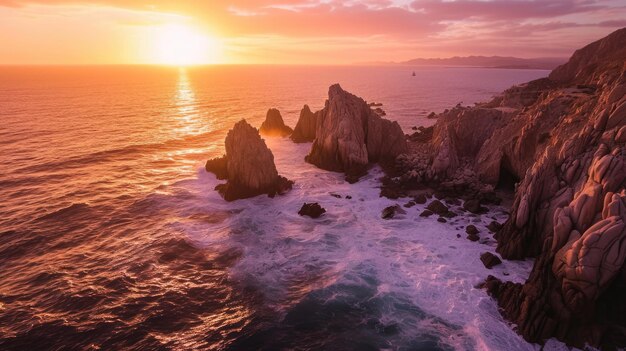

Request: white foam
left=178, top=137, right=574, bottom=351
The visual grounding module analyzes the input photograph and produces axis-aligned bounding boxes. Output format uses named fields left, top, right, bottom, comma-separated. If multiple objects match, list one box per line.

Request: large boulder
left=259, top=108, right=293, bottom=137
left=291, top=105, right=318, bottom=143
left=205, top=120, right=293, bottom=201
left=305, top=84, right=407, bottom=179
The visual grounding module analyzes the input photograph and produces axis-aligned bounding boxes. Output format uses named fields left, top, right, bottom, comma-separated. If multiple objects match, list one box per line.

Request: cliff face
left=290, top=105, right=318, bottom=143
left=393, top=27, right=626, bottom=348
left=488, top=28, right=626, bottom=348
left=205, top=120, right=293, bottom=201
left=305, top=84, right=407, bottom=180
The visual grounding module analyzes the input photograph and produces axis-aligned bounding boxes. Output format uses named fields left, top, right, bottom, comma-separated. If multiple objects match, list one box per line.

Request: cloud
left=1, top=0, right=625, bottom=63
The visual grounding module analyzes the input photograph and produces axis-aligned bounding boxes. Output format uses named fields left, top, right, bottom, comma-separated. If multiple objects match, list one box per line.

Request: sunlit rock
left=206, top=119, right=293, bottom=201
left=305, top=84, right=407, bottom=181
left=259, top=108, right=293, bottom=137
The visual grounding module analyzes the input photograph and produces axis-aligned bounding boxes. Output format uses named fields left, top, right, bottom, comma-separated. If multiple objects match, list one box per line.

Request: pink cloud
left=1, top=0, right=625, bottom=61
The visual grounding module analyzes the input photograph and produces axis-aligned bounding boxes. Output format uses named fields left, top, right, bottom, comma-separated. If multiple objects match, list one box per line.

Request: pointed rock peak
left=260, top=108, right=293, bottom=137
left=328, top=83, right=344, bottom=96
left=266, top=108, right=282, bottom=121
left=206, top=118, right=293, bottom=201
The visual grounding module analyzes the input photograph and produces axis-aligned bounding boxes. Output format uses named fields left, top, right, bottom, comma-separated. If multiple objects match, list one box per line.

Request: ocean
left=0, top=65, right=556, bottom=350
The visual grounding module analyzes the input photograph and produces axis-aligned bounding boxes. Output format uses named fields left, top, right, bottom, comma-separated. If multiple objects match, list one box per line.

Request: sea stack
left=305, top=84, right=407, bottom=182
left=290, top=105, right=318, bottom=143
left=259, top=108, right=293, bottom=137
left=205, top=119, right=293, bottom=201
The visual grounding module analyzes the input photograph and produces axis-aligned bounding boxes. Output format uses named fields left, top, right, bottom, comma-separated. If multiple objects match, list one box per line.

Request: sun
left=153, top=24, right=222, bottom=66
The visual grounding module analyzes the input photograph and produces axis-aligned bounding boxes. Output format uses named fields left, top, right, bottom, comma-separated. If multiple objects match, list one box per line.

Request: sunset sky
left=1, top=0, right=625, bottom=65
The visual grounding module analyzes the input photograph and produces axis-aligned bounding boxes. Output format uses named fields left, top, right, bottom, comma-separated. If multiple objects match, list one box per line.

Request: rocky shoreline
left=384, top=27, right=626, bottom=349
left=205, top=27, right=626, bottom=348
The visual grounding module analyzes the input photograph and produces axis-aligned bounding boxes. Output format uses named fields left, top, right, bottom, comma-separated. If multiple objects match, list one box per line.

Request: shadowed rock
left=205, top=119, right=293, bottom=201
left=480, top=252, right=502, bottom=269
left=291, top=105, right=318, bottom=143
left=259, top=108, right=293, bottom=137
left=298, top=203, right=326, bottom=218
left=305, top=84, right=408, bottom=181
left=381, top=205, right=406, bottom=219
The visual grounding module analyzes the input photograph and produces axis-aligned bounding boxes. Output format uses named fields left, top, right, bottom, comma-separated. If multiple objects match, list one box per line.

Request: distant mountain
left=400, top=56, right=567, bottom=70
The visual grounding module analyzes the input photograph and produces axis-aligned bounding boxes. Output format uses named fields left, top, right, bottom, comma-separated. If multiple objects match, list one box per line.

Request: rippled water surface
left=0, top=65, right=550, bottom=350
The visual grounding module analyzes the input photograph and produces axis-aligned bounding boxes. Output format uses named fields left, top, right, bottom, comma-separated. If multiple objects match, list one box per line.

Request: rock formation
left=305, top=84, right=408, bottom=181
left=381, top=205, right=406, bottom=219
left=480, top=252, right=502, bottom=269
left=205, top=120, right=293, bottom=201
left=259, top=108, right=293, bottom=137
left=386, top=27, right=626, bottom=348
left=298, top=203, right=326, bottom=218
left=291, top=105, right=318, bottom=143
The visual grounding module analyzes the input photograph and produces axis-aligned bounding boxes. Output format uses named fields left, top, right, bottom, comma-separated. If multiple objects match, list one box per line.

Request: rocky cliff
left=205, top=120, right=293, bottom=201
left=305, top=84, right=407, bottom=181
left=392, top=27, right=626, bottom=348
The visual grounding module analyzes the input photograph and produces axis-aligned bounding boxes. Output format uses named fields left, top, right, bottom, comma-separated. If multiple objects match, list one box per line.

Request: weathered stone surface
left=298, top=202, right=326, bottom=218
left=205, top=155, right=228, bottom=180
left=259, top=108, right=293, bottom=137
left=291, top=105, right=318, bottom=143
left=426, top=200, right=448, bottom=215
left=480, top=252, right=502, bottom=269
left=306, top=84, right=407, bottom=179
left=384, top=27, right=626, bottom=349
left=206, top=120, right=293, bottom=201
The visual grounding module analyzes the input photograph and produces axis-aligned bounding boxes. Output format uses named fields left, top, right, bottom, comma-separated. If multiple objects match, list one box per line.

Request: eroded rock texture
left=305, top=84, right=407, bottom=180
left=291, top=105, right=318, bottom=143
left=259, top=108, right=293, bottom=137
left=392, top=27, right=626, bottom=348
left=205, top=120, right=293, bottom=201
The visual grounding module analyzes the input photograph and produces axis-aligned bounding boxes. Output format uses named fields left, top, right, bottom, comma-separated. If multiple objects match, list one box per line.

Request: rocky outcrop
left=259, top=108, right=293, bottom=137
left=298, top=203, right=326, bottom=218
left=381, top=205, right=406, bottom=219
left=205, top=120, right=293, bottom=201
left=305, top=84, right=408, bottom=181
left=387, top=27, right=626, bottom=348
left=480, top=252, right=502, bottom=269
left=291, top=105, right=318, bottom=143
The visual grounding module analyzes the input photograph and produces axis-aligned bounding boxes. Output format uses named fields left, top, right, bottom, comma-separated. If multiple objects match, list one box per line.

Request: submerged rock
left=305, top=84, right=407, bottom=181
left=381, top=205, right=406, bottom=219
left=259, top=108, right=293, bottom=137
left=298, top=202, right=326, bottom=218
left=205, top=119, right=293, bottom=201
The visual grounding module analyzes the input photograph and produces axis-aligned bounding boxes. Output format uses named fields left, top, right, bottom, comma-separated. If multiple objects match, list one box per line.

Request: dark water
left=0, top=65, right=549, bottom=350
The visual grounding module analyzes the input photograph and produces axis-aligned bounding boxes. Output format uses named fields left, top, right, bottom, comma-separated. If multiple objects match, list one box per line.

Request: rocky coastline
left=205, top=27, right=626, bottom=348
left=385, top=27, right=626, bottom=349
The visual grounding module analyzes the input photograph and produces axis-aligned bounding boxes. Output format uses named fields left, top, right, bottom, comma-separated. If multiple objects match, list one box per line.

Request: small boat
left=412, top=71, right=416, bottom=77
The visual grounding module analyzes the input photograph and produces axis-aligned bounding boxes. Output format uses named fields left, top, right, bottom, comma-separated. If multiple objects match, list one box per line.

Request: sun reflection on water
left=172, top=68, right=211, bottom=137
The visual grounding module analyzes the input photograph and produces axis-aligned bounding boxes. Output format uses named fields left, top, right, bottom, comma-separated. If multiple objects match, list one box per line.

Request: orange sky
left=1, top=0, right=625, bottom=65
